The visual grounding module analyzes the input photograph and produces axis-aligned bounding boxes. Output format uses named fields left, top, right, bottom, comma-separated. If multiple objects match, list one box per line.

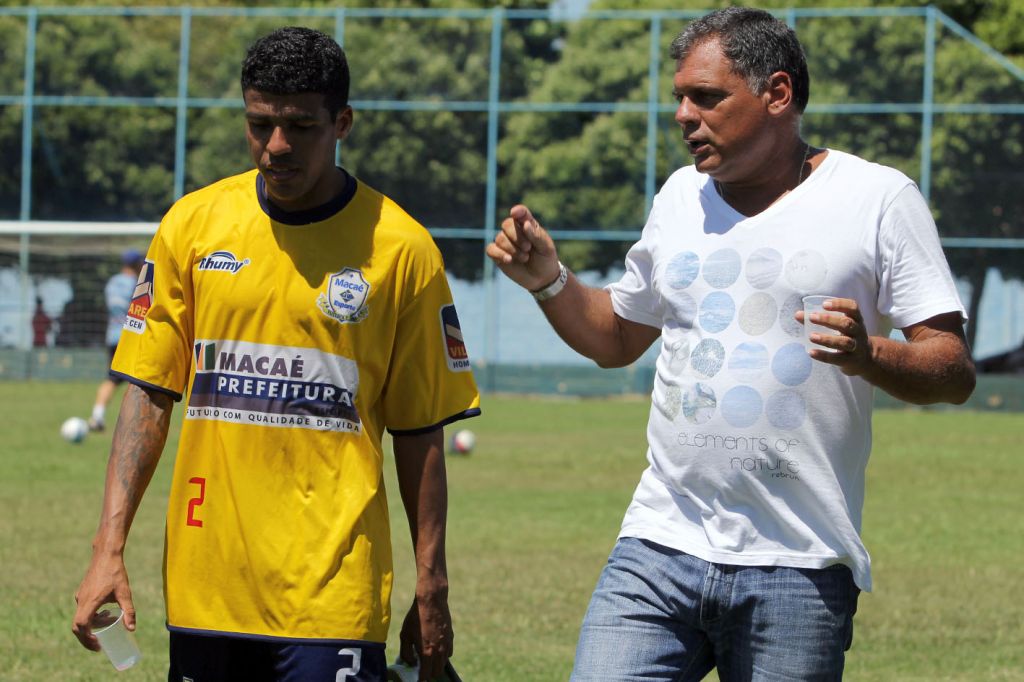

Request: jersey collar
left=256, top=168, right=357, bottom=225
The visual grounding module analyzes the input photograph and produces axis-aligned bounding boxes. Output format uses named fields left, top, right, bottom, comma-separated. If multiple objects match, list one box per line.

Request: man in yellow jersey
left=72, top=27, right=480, bottom=681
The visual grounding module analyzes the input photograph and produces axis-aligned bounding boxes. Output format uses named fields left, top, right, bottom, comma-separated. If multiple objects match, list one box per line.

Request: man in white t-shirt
left=487, top=7, right=975, bottom=681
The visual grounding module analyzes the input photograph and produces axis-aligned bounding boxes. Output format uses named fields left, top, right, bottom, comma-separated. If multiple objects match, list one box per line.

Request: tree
left=0, top=15, right=27, bottom=220
left=182, top=0, right=563, bottom=280
left=1, top=0, right=562, bottom=333
left=498, top=7, right=659, bottom=274
left=499, top=0, right=1024, bottom=349
left=4, top=0, right=1021, bottom=317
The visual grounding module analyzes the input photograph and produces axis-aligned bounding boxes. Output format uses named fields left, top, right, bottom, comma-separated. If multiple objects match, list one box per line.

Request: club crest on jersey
left=123, top=259, right=154, bottom=335
left=198, top=250, right=250, bottom=274
left=318, top=268, right=370, bottom=324
left=440, top=304, right=471, bottom=372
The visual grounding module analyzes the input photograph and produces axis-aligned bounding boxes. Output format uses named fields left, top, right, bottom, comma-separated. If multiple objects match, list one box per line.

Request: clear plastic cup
left=91, top=605, right=141, bottom=671
left=386, top=658, right=418, bottom=682
left=802, top=295, right=842, bottom=353
left=386, top=656, right=461, bottom=682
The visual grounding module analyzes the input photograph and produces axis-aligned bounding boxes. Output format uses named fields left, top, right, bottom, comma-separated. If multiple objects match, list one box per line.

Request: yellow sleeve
left=110, top=208, right=194, bottom=400
left=381, top=249, right=480, bottom=434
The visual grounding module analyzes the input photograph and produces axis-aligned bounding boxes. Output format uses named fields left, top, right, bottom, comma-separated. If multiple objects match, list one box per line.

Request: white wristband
left=531, top=261, right=569, bottom=302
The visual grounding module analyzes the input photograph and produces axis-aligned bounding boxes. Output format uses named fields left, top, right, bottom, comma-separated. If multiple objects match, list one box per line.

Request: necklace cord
left=714, top=143, right=812, bottom=202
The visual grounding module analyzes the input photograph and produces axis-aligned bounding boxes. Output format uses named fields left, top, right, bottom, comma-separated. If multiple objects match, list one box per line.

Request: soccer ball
left=60, top=417, right=89, bottom=444
left=450, top=429, right=476, bottom=455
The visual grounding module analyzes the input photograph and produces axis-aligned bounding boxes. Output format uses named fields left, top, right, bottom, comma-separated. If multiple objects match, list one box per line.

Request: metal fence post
left=334, top=8, right=346, bottom=46
left=335, top=8, right=346, bottom=167
left=920, top=6, right=936, bottom=201
left=18, top=8, right=38, bottom=351
left=482, top=7, right=504, bottom=391
left=644, top=15, right=662, bottom=218
left=174, top=6, right=192, bottom=201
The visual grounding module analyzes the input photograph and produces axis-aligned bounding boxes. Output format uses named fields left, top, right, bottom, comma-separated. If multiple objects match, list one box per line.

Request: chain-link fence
left=1, top=5, right=1022, bottom=395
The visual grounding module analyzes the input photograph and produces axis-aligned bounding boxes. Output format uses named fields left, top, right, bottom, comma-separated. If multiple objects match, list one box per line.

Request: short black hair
left=669, top=7, right=810, bottom=113
left=241, top=27, right=350, bottom=119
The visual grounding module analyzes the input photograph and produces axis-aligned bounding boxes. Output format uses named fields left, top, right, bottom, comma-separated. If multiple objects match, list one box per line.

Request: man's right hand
left=71, top=383, right=170, bottom=653
left=72, top=551, right=135, bottom=652
left=485, top=205, right=562, bottom=291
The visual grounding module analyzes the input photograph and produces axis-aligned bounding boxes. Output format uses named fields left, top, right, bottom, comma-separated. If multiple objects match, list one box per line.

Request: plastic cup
left=386, top=659, right=418, bottom=682
left=802, top=295, right=841, bottom=353
left=91, top=605, right=141, bottom=671
left=386, top=657, right=461, bottom=682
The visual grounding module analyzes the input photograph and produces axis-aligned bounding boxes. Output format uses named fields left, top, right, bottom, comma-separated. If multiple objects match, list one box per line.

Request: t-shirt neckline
left=704, top=149, right=836, bottom=224
left=255, top=168, right=358, bottom=226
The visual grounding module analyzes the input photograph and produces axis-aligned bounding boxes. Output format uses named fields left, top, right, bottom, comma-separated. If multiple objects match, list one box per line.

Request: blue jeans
left=571, top=537, right=860, bottom=681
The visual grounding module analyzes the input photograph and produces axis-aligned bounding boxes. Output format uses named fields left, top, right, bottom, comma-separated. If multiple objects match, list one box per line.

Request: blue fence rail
left=4, top=5, right=1023, bottom=226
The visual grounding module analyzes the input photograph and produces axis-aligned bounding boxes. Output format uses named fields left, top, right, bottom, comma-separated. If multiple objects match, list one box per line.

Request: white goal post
left=0, top=221, right=158, bottom=351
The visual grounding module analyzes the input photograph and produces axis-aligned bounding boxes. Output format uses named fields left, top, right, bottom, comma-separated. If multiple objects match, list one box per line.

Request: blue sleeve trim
left=387, top=407, right=481, bottom=437
left=166, top=624, right=385, bottom=648
left=109, top=371, right=183, bottom=402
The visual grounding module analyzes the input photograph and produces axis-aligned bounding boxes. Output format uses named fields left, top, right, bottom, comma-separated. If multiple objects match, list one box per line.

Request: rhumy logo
left=198, top=251, right=250, bottom=273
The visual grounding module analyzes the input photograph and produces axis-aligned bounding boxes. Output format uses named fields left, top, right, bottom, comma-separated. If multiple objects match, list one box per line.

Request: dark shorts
left=168, top=631, right=387, bottom=682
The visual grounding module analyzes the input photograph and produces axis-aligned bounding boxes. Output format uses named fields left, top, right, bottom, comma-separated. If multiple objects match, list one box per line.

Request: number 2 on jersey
left=186, top=476, right=206, bottom=527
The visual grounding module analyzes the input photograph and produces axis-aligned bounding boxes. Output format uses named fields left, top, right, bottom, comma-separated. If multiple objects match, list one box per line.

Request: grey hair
left=669, top=7, right=810, bottom=113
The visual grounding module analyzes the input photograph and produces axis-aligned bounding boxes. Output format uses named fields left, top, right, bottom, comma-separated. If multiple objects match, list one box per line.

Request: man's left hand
left=794, top=297, right=872, bottom=376
left=399, top=587, right=453, bottom=681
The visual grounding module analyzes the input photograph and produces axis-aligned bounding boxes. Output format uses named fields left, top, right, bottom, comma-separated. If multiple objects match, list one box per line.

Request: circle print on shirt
left=766, top=389, right=806, bottom=430
left=681, top=382, right=717, bottom=424
left=772, top=342, right=813, bottom=386
left=779, top=293, right=805, bottom=337
left=699, top=291, right=735, bottom=333
left=728, top=342, right=769, bottom=382
left=702, top=248, right=742, bottom=289
left=665, top=333, right=692, bottom=374
left=660, top=384, right=683, bottom=421
left=666, top=292, right=698, bottom=329
left=721, top=386, right=763, bottom=428
left=666, top=251, right=700, bottom=289
left=738, top=292, right=778, bottom=336
left=784, top=250, right=828, bottom=291
left=745, top=248, right=784, bottom=289
left=690, top=338, right=726, bottom=379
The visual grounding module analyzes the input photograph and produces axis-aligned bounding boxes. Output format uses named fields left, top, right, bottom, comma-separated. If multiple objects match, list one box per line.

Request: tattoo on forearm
left=112, top=384, right=172, bottom=503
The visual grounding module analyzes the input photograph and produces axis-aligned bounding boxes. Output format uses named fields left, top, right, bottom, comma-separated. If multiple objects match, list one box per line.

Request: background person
left=31, top=296, right=52, bottom=347
left=487, top=7, right=974, bottom=680
left=72, top=27, right=479, bottom=681
left=87, top=249, right=143, bottom=432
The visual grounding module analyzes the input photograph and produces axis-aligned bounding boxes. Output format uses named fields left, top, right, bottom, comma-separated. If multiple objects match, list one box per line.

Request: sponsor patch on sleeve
left=440, top=304, right=471, bottom=372
left=123, top=259, right=154, bottom=335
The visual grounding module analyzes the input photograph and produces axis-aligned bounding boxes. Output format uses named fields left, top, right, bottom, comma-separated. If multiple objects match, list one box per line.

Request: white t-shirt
left=607, top=150, right=964, bottom=591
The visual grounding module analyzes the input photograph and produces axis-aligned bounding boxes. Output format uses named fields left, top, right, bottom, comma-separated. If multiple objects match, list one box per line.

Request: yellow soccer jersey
left=111, top=169, right=480, bottom=644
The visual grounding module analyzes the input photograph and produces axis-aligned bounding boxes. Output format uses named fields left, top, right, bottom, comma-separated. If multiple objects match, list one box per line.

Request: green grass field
left=1, top=381, right=1022, bottom=680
